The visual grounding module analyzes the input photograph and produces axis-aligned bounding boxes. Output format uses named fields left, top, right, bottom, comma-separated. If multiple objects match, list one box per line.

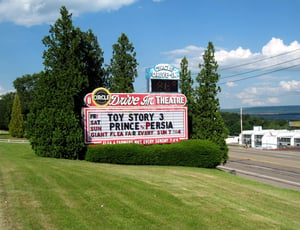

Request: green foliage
left=192, top=42, right=229, bottom=163
left=179, top=56, right=195, bottom=138
left=0, top=92, right=15, bottom=130
left=26, top=6, right=105, bottom=159
left=27, top=108, right=85, bottom=159
left=108, top=33, right=138, bottom=93
left=180, top=57, right=194, bottom=106
left=13, top=73, right=39, bottom=116
left=8, top=94, right=24, bottom=138
left=221, top=112, right=289, bottom=136
left=221, top=112, right=242, bottom=136
left=86, top=140, right=223, bottom=168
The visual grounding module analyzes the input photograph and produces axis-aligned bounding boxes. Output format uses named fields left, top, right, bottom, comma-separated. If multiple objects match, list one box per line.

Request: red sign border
left=84, top=92, right=187, bottom=107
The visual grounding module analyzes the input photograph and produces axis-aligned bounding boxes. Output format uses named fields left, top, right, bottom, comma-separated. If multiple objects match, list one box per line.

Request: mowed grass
left=0, top=143, right=299, bottom=230
left=0, top=131, right=10, bottom=139
left=0, top=131, right=27, bottom=140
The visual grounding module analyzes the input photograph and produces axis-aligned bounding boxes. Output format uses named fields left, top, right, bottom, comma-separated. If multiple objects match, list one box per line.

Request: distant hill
left=221, top=105, right=300, bottom=121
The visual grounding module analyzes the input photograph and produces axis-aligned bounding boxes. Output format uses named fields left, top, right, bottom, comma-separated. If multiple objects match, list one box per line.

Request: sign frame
left=146, top=64, right=180, bottom=93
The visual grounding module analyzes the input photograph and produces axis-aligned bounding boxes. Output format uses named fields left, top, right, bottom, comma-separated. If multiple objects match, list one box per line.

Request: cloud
left=0, top=86, right=15, bottom=97
left=279, top=80, right=300, bottom=91
left=164, top=45, right=204, bottom=58
left=163, top=38, right=300, bottom=108
left=163, top=46, right=204, bottom=74
left=0, top=0, right=137, bottom=26
left=268, top=97, right=280, bottom=104
left=226, top=82, right=237, bottom=87
left=241, top=99, right=265, bottom=107
left=164, top=38, right=300, bottom=74
left=241, top=96, right=281, bottom=107
left=233, top=79, right=300, bottom=107
left=235, top=84, right=280, bottom=106
left=218, top=39, right=300, bottom=71
left=215, top=47, right=259, bottom=67
left=262, top=38, right=300, bottom=56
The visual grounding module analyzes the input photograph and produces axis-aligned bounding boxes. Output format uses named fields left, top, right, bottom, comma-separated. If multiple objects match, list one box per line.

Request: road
left=218, top=146, right=300, bottom=191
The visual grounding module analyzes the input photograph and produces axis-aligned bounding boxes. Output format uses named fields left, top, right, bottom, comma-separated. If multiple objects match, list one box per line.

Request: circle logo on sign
left=92, top=88, right=111, bottom=106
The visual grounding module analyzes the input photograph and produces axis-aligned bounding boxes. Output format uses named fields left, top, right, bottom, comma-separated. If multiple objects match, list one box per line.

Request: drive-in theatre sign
left=82, top=87, right=188, bottom=145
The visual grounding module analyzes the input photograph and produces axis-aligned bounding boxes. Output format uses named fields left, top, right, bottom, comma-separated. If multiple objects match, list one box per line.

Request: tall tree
left=73, top=28, right=107, bottom=115
left=9, top=94, right=24, bottom=138
left=192, top=42, right=229, bottom=163
left=179, top=56, right=195, bottom=138
left=26, top=6, right=106, bottom=159
left=108, top=33, right=138, bottom=93
left=13, top=73, right=40, bottom=116
left=0, top=92, right=15, bottom=130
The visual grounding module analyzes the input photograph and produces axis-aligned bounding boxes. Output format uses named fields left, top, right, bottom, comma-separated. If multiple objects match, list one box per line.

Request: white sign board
left=83, top=107, right=188, bottom=145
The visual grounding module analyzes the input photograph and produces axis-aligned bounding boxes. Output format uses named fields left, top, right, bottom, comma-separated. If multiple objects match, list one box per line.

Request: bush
left=27, top=108, right=85, bottom=159
left=85, top=140, right=223, bottom=168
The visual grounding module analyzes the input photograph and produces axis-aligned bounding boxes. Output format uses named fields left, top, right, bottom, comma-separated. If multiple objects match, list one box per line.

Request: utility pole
left=240, top=107, right=243, bottom=146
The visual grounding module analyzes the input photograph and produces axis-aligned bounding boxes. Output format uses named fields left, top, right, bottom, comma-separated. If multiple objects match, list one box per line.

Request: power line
left=219, top=48, right=300, bottom=71
left=221, top=56, right=300, bottom=80
left=219, top=63, right=300, bottom=85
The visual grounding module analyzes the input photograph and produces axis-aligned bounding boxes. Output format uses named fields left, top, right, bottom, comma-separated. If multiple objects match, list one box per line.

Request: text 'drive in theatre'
left=83, top=107, right=188, bottom=145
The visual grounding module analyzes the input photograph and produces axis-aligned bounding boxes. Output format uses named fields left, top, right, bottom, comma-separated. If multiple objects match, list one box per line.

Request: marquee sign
left=82, top=87, right=188, bottom=145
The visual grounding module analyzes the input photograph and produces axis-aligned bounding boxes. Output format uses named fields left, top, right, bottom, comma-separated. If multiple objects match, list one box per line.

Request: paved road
left=218, top=146, right=300, bottom=191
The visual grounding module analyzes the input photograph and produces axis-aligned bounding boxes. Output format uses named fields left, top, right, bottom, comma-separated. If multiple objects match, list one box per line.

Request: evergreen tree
left=192, top=42, right=229, bottom=163
left=26, top=6, right=106, bottom=159
left=0, top=92, right=15, bottom=130
left=179, top=56, right=195, bottom=138
left=13, top=73, right=39, bottom=116
left=73, top=28, right=107, bottom=115
left=8, top=94, right=24, bottom=138
left=108, top=33, right=138, bottom=93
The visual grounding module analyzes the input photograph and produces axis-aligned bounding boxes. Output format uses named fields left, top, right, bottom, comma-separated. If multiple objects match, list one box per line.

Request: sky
left=0, top=0, right=299, bottom=109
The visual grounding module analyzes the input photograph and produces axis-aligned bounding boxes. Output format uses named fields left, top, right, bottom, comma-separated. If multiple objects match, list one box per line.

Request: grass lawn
left=0, top=143, right=299, bottom=229
left=0, top=131, right=9, bottom=139
left=0, top=131, right=27, bottom=141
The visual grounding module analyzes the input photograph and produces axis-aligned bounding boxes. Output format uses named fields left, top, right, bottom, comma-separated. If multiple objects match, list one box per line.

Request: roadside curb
left=217, top=165, right=300, bottom=188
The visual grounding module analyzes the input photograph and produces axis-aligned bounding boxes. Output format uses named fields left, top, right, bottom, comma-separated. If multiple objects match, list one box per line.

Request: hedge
left=85, top=139, right=223, bottom=168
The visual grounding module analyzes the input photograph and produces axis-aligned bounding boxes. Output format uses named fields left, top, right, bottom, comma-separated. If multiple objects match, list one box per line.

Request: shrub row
left=85, top=140, right=223, bottom=168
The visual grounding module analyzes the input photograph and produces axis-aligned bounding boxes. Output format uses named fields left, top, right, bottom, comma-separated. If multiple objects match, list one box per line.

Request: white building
left=239, top=126, right=300, bottom=149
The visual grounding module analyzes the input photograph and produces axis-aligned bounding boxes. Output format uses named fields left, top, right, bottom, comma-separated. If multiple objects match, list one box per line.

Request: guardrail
left=0, top=139, right=29, bottom=143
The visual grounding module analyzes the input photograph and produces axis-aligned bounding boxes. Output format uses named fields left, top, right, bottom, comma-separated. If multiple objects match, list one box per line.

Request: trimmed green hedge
left=85, top=140, right=223, bottom=168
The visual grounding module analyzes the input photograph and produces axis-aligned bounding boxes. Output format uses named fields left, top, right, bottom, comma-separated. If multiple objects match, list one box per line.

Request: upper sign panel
left=146, top=64, right=180, bottom=80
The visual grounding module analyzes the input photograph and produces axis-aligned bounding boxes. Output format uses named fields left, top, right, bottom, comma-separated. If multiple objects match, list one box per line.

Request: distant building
left=239, top=126, right=300, bottom=149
